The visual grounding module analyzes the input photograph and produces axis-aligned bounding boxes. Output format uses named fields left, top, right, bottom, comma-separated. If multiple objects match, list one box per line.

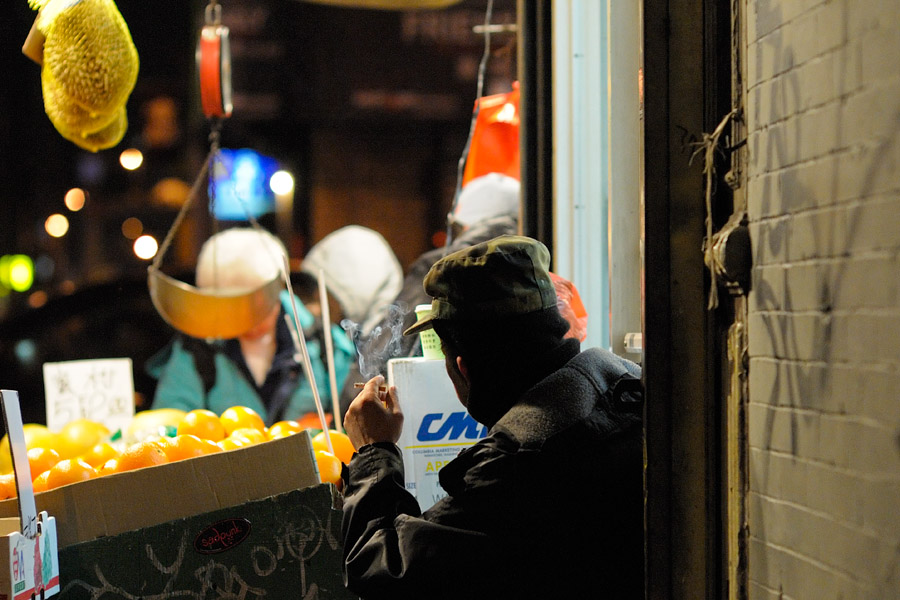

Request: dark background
left=0, top=0, right=517, bottom=424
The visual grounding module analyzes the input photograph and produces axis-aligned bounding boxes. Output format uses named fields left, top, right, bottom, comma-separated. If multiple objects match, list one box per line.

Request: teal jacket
left=148, top=291, right=355, bottom=424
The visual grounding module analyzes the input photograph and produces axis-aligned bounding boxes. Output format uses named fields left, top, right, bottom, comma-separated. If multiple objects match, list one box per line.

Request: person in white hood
left=301, top=226, right=404, bottom=409
left=301, top=225, right=403, bottom=337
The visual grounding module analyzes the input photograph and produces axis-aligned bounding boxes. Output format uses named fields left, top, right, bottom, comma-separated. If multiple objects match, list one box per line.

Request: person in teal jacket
left=148, top=228, right=355, bottom=425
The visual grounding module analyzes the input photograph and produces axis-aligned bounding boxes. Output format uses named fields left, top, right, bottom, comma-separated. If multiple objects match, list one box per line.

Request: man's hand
left=344, top=375, right=404, bottom=449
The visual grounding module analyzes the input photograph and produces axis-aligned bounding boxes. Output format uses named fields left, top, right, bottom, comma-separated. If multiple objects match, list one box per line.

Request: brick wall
left=745, top=0, right=900, bottom=598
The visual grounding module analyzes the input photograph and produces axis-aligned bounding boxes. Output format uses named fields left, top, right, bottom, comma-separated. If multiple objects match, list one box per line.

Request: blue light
left=14, top=339, right=37, bottom=366
left=210, top=148, right=279, bottom=221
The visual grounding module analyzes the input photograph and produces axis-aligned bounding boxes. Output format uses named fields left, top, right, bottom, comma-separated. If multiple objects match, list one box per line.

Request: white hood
left=301, top=225, right=403, bottom=336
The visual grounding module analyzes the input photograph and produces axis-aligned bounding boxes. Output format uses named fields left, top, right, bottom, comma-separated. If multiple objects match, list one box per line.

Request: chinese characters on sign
left=42, top=358, right=135, bottom=433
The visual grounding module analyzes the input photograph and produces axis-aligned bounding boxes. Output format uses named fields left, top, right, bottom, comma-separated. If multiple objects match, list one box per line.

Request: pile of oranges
left=0, top=406, right=356, bottom=500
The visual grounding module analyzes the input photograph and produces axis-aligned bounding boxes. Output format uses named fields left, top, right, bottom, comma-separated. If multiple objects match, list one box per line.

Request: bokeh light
left=133, top=234, right=159, bottom=260
left=64, top=188, right=86, bottom=211
left=119, top=148, right=144, bottom=171
left=270, top=170, right=295, bottom=195
left=27, top=290, right=48, bottom=309
left=151, top=177, right=191, bottom=208
left=34, top=255, right=54, bottom=282
left=8, top=255, right=34, bottom=292
left=121, top=217, right=143, bottom=239
left=45, top=214, right=69, bottom=238
left=13, top=339, right=37, bottom=365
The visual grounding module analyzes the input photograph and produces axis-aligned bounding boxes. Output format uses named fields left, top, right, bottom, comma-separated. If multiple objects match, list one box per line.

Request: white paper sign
left=42, top=358, right=135, bottom=433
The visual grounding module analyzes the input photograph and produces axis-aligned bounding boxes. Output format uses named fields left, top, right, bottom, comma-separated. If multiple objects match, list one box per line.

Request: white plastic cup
left=415, top=304, right=444, bottom=360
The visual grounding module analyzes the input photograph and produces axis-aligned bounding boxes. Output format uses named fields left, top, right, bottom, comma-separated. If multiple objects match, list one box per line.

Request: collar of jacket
left=437, top=347, right=642, bottom=495
left=464, top=337, right=579, bottom=428
left=495, top=346, right=642, bottom=448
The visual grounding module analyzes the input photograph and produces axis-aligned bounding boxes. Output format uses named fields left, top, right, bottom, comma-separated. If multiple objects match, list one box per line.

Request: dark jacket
left=341, top=346, right=645, bottom=599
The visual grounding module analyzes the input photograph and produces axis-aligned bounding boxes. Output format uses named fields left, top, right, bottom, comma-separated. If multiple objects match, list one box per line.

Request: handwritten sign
left=42, top=358, right=135, bottom=433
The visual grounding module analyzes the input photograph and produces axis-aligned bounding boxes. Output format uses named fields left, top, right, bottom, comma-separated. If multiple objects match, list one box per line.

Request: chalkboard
left=55, top=484, right=358, bottom=599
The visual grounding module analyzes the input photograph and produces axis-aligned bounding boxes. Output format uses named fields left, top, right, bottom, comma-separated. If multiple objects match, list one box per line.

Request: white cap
left=451, top=172, right=520, bottom=227
left=195, top=228, right=286, bottom=291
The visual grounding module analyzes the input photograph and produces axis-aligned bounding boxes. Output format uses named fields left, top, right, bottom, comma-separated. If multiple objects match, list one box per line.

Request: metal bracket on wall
left=707, top=211, right=752, bottom=298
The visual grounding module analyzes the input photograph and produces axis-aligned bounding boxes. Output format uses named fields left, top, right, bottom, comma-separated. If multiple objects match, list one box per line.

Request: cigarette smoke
left=341, top=302, right=409, bottom=378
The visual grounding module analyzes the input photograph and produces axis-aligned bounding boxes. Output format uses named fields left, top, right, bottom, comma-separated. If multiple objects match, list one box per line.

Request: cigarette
left=354, top=382, right=388, bottom=391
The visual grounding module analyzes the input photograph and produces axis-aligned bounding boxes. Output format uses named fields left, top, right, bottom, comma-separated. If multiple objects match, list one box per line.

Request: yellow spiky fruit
left=55, top=106, right=128, bottom=153
left=41, top=64, right=121, bottom=137
left=31, top=0, right=139, bottom=152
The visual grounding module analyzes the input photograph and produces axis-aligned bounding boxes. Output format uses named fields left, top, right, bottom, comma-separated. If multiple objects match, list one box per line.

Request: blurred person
left=336, top=173, right=520, bottom=411
left=300, top=225, right=404, bottom=337
left=341, top=235, right=644, bottom=599
left=148, top=227, right=348, bottom=425
left=300, top=225, right=404, bottom=403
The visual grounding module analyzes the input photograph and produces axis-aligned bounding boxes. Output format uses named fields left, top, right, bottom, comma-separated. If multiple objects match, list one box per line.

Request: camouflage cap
left=404, top=235, right=558, bottom=336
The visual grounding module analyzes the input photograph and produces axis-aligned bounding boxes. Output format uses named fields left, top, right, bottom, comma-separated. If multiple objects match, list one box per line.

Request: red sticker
left=194, top=518, right=251, bottom=554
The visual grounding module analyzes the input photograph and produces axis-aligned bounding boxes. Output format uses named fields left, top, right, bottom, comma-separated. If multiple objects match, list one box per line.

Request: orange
left=27, top=447, right=61, bottom=481
left=296, top=412, right=331, bottom=431
left=150, top=436, right=174, bottom=456
left=97, top=458, right=119, bottom=477
left=22, top=424, right=59, bottom=452
left=220, top=406, right=265, bottom=436
left=55, top=418, right=110, bottom=460
left=79, top=441, right=120, bottom=469
left=312, top=430, right=355, bottom=465
left=163, top=434, right=222, bottom=462
left=177, top=409, right=226, bottom=442
left=0, top=424, right=59, bottom=475
left=126, top=408, right=186, bottom=443
left=0, top=473, right=16, bottom=499
left=46, top=458, right=96, bottom=490
left=228, top=427, right=266, bottom=446
left=314, top=450, right=342, bottom=485
left=217, top=437, right=248, bottom=452
left=32, top=470, right=50, bottom=493
left=267, top=420, right=303, bottom=440
left=115, top=441, right=169, bottom=473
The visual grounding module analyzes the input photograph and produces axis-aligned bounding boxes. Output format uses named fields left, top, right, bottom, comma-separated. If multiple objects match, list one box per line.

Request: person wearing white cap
left=448, top=172, right=521, bottom=234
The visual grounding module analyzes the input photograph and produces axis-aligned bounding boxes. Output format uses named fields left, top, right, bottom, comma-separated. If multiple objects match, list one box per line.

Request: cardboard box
left=55, top=483, right=355, bottom=599
left=0, top=430, right=320, bottom=549
left=0, top=390, right=60, bottom=600
left=0, top=422, right=357, bottom=599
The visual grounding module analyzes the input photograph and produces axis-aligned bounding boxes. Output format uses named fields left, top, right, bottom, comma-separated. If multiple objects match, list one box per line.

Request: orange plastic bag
left=550, top=272, right=589, bottom=342
left=462, top=82, right=520, bottom=186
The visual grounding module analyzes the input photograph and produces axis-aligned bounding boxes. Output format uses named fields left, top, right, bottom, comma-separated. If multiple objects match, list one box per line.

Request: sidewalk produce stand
left=0, top=402, right=356, bottom=599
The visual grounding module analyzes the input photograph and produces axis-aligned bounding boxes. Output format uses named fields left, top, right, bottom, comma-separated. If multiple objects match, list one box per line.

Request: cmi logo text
left=416, top=412, right=487, bottom=442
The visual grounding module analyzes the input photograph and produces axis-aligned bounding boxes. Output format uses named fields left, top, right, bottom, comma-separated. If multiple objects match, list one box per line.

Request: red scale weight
left=197, top=3, right=233, bottom=119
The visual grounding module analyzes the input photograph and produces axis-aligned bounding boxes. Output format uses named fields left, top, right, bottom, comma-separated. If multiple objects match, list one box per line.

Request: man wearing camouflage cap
left=341, top=235, right=645, bottom=599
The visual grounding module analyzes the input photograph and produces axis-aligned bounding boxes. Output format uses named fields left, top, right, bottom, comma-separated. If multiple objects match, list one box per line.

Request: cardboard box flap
left=0, top=430, right=320, bottom=548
